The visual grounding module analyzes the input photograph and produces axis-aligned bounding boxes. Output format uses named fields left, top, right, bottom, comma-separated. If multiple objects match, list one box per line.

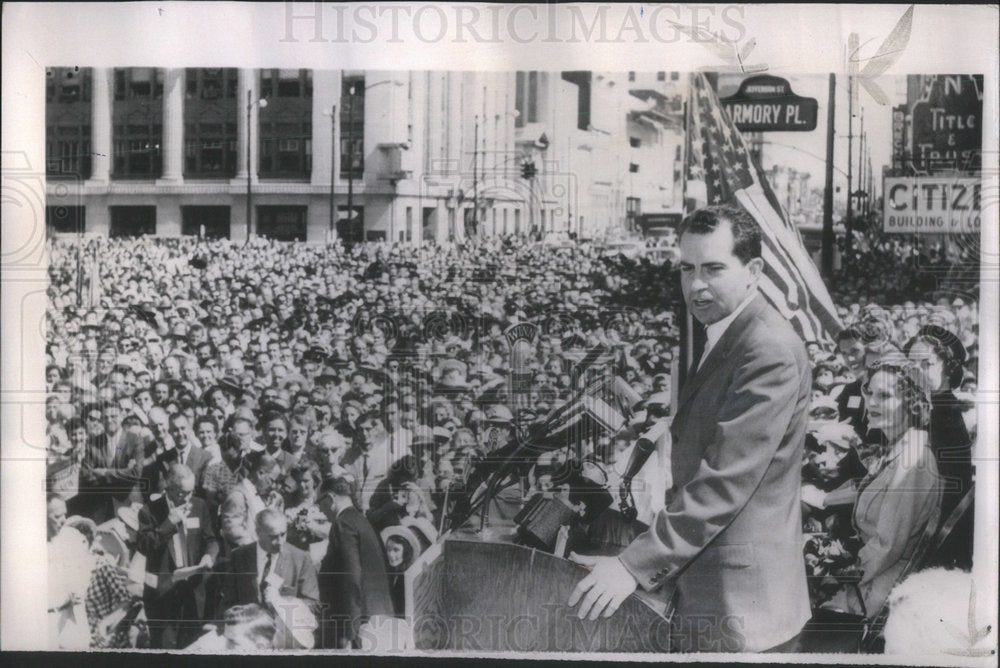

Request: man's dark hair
left=355, top=408, right=384, bottom=430
left=678, top=204, right=761, bottom=265
left=319, top=475, right=354, bottom=499
left=835, top=325, right=865, bottom=345
left=193, top=415, right=218, bottom=433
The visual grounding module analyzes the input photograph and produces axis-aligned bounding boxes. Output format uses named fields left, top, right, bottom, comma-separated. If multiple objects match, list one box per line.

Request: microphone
left=619, top=419, right=670, bottom=521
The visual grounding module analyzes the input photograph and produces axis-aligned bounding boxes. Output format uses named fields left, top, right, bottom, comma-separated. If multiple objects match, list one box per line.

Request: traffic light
left=520, top=161, right=537, bottom=179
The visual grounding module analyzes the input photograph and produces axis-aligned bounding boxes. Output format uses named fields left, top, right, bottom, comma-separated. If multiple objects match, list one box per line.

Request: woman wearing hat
left=823, top=358, right=943, bottom=623
left=905, top=325, right=974, bottom=569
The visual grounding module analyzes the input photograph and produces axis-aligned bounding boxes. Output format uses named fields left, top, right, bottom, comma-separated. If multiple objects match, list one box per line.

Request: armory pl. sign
left=720, top=75, right=818, bottom=132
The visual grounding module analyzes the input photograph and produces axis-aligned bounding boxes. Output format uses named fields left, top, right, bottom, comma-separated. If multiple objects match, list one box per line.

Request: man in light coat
left=570, top=205, right=812, bottom=652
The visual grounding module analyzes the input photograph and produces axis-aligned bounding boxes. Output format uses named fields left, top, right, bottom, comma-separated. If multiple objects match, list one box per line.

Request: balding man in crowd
left=137, top=463, right=219, bottom=649
left=219, top=509, right=319, bottom=621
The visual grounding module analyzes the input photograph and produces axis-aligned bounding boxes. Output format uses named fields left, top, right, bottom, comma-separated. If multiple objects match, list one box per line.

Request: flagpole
left=821, top=73, right=836, bottom=278
left=678, top=72, right=696, bottom=395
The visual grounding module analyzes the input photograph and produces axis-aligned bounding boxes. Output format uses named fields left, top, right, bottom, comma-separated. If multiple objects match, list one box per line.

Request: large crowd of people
left=43, top=230, right=978, bottom=651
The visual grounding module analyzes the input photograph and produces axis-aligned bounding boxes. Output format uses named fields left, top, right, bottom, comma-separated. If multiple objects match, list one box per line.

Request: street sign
left=720, top=75, right=818, bottom=132
left=909, top=75, right=983, bottom=173
left=883, top=176, right=980, bottom=233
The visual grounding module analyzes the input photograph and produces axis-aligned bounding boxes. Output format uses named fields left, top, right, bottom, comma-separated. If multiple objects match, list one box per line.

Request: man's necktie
left=691, top=334, right=706, bottom=375
left=362, top=454, right=370, bottom=485
left=260, top=552, right=273, bottom=601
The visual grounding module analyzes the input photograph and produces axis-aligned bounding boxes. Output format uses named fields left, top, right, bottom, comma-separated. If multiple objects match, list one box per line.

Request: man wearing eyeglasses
left=137, top=463, right=219, bottom=649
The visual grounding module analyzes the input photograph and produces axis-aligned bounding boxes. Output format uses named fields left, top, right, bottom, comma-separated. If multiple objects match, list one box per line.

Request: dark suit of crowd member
left=168, top=414, right=212, bottom=492
left=137, top=463, right=219, bottom=649
left=570, top=205, right=813, bottom=653
left=219, top=508, right=319, bottom=613
left=316, top=475, right=394, bottom=649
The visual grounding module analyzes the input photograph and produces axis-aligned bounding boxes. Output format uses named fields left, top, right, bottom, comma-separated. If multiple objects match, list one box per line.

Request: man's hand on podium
left=567, top=552, right=638, bottom=621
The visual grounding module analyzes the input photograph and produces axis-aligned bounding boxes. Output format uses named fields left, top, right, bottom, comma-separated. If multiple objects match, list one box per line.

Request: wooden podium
left=405, top=534, right=672, bottom=652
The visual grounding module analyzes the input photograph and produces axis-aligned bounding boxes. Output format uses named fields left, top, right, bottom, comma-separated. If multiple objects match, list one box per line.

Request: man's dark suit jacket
left=318, top=505, right=394, bottom=648
left=177, top=445, right=212, bottom=492
left=618, top=294, right=812, bottom=652
left=219, top=541, right=320, bottom=614
left=137, top=495, right=220, bottom=631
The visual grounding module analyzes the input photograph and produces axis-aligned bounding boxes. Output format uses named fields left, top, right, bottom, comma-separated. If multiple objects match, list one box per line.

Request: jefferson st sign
left=720, top=75, right=818, bottom=132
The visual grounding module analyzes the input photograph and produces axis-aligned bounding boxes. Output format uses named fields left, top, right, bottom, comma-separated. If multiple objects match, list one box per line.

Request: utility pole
left=845, top=34, right=858, bottom=257
left=246, top=89, right=252, bottom=243
left=472, top=115, right=479, bottom=237
left=858, top=112, right=866, bottom=230
left=329, top=104, right=337, bottom=241
left=821, top=73, right=836, bottom=278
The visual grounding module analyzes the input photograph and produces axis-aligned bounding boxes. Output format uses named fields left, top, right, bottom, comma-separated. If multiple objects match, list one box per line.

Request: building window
left=257, top=205, right=307, bottom=241
left=46, top=68, right=93, bottom=180
left=46, top=67, right=92, bottom=104
left=628, top=71, right=636, bottom=82
left=260, top=69, right=313, bottom=99
left=183, top=69, right=238, bottom=178
left=561, top=71, right=591, bottom=130
left=671, top=72, right=679, bottom=81
left=340, top=76, right=365, bottom=178
left=515, top=71, right=540, bottom=128
left=109, top=206, right=156, bottom=237
left=182, top=206, right=231, bottom=238
left=185, top=68, right=237, bottom=100
left=47, top=124, right=93, bottom=180
left=260, top=121, right=312, bottom=177
left=112, top=69, right=163, bottom=179
left=406, top=206, right=413, bottom=242
left=46, top=205, right=86, bottom=235
left=255, top=69, right=313, bottom=180
left=184, top=122, right=237, bottom=177
left=114, top=68, right=163, bottom=101
left=656, top=72, right=666, bottom=82
left=515, top=209, right=521, bottom=234
left=629, top=163, right=640, bottom=173
left=629, top=137, right=641, bottom=148
left=112, top=123, right=162, bottom=178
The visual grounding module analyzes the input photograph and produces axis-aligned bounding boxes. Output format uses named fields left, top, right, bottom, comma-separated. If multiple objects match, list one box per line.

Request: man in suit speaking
left=569, top=205, right=812, bottom=652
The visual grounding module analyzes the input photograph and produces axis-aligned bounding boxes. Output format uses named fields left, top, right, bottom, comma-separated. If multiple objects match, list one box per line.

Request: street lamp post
left=340, top=77, right=406, bottom=243
left=346, top=84, right=356, bottom=241
left=246, top=90, right=267, bottom=243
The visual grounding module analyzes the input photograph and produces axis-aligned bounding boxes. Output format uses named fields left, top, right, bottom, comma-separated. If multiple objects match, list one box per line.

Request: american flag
left=687, top=73, right=842, bottom=343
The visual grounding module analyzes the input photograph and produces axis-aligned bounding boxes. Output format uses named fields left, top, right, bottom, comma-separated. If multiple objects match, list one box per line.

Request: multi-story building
left=45, top=68, right=684, bottom=243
